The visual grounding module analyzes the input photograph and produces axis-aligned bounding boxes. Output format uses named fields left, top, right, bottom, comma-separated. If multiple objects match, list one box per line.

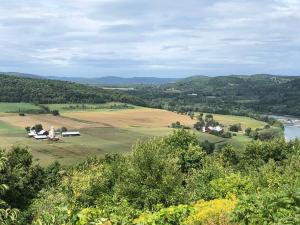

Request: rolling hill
left=0, top=72, right=178, bottom=86
left=0, top=73, right=145, bottom=105
left=131, top=74, right=300, bottom=116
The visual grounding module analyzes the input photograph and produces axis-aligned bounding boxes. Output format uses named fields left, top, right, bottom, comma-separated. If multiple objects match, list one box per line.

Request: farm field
left=0, top=102, right=41, bottom=113
left=0, top=103, right=266, bottom=166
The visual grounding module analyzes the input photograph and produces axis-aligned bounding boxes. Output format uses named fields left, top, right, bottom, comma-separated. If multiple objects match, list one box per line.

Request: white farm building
left=62, top=131, right=81, bottom=137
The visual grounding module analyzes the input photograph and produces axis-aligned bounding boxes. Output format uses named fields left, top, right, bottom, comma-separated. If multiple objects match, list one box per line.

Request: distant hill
left=0, top=72, right=42, bottom=79
left=0, top=73, right=145, bottom=105
left=0, top=72, right=178, bottom=86
left=132, top=74, right=300, bottom=116
left=52, top=76, right=178, bottom=86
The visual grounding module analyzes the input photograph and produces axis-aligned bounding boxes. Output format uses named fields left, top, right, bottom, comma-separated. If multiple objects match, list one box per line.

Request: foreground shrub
left=185, top=198, right=237, bottom=225
left=232, top=185, right=300, bottom=225
left=134, top=198, right=237, bottom=225
left=134, top=205, right=192, bottom=225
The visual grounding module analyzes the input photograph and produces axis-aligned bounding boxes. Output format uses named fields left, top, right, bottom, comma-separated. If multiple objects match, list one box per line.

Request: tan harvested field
left=0, top=114, right=100, bottom=130
left=0, top=108, right=195, bottom=130
left=63, top=108, right=195, bottom=128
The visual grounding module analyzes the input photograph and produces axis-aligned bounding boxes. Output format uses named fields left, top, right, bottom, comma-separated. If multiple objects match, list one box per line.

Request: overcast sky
left=0, top=0, right=299, bottom=77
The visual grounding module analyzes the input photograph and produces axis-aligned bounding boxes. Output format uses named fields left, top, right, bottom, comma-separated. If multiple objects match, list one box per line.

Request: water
left=270, top=115, right=300, bottom=140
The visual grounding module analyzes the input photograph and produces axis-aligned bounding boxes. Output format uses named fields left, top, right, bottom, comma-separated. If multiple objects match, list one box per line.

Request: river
left=270, top=115, right=300, bottom=140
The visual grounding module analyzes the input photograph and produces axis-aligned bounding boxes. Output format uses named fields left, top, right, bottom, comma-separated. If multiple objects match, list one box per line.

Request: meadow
left=0, top=102, right=266, bottom=166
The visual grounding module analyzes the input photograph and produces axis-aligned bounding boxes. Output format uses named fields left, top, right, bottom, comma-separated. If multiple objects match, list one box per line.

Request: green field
left=0, top=126, right=170, bottom=166
left=0, top=103, right=41, bottom=113
left=0, top=103, right=266, bottom=166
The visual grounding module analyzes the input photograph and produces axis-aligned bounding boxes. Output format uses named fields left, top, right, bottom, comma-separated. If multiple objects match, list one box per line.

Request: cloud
left=0, top=0, right=299, bottom=77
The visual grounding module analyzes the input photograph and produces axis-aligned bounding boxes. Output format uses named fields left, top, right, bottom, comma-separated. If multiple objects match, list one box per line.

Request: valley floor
left=0, top=102, right=266, bottom=166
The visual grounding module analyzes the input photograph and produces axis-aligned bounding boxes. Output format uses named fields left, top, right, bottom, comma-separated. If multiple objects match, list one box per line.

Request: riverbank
left=269, top=115, right=300, bottom=140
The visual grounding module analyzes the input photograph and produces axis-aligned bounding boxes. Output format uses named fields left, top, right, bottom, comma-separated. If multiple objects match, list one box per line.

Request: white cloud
left=0, top=0, right=299, bottom=77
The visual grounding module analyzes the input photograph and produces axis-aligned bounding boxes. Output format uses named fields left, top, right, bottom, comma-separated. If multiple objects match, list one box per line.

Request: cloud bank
left=0, top=0, right=299, bottom=77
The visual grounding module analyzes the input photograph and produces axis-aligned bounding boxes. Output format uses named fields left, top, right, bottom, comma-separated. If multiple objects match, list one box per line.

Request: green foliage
left=232, top=185, right=300, bottom=225
left=194, top=121, right=205, bottom=131
left=133, top=74, right=300, bottom=116
left=210, top=173, right=254, bottom=198
left=244, top=127, right=251, bottom=136
left=256, top=127, right=283, bottom=141
left=1, top=147, right=45, bottom=209
left=134, top=204, right=193, bottom=225
left=241, top=139, right=291, bottom=167
left=115, top=137, right=186, bottom=210
left=1, top=130, right=300, bottom=224
left=218, top=145, right=240, bottom=166
left=229, top=124, right=242, bottom=132
left=0, top=152, right=20, bottom=225
left=199, top=140, right=215, bottom=154
left=51, top=110, right=60, bottom=116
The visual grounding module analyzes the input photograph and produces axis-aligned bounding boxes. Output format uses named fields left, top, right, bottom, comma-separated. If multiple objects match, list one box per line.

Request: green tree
left=0, top=152, right=19, bottom=225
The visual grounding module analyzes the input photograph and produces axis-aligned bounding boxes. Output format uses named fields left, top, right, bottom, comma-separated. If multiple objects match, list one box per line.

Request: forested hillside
left=131, top=74, right=300, bottom=116
left=0, top=74, right=145, bottom=105
left=2, top=73, right=300, bottom=116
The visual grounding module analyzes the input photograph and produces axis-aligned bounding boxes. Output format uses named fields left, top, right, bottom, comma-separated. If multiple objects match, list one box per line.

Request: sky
left=0, top=0, right=300, bottom=78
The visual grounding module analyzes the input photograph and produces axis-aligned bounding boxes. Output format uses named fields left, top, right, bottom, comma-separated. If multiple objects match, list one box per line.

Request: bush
left=200, top=140, right=215, bottom=154
left=134, top=205, right=192, bottom=225
left=229, top=124, right=242, bottom=132
left=232, top=186, right=300, bottom=225
left=245, top=127, right=251, bottom=136
left=51, top=110, right=60, bottom=116
left=185, top=198, right=237, bottom=225
left=61, top=127, right=68, bottom=132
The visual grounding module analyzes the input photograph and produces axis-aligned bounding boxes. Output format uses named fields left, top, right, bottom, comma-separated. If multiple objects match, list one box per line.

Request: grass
left=1, top=127, right=170, bottom=166
left=0, top=103, right=266, bottom=166
left=0, top=103, right=41, bottom=113
left=209, top=113, right=266, bottom=130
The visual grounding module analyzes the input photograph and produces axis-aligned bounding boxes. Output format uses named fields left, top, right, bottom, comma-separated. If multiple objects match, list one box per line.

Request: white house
left=203, top=125, right=223, bottom=133
left=38, top=130, right=49, bottom=136
left=28, top=130, right=36, bottom=137
left=208, top=126, right=223, bottom=132
left=34, top=135, right=48, bottom=140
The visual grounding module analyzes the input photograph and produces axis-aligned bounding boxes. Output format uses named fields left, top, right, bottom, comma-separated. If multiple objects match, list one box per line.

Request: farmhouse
left=62, top=131, right=81, bottom=137
left=203, top=125, right=223, bottom=133
left=34, top=135, right=48, bottom=140
left=209, top=125, right=223, bottom=132
left=38, top=130, right=49, bottom=136
left=28, top=130, right=36, bottom=137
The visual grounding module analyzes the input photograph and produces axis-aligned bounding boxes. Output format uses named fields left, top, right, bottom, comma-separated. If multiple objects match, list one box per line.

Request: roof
left=208, top=126, right=223, bottom=132
left=38, top=130, right=48, bottom=135
left=28, top=131, right=36, bottom=136
left=62, top=131, right=80, bottom=135
left=34, top=135, right=48, bottom=139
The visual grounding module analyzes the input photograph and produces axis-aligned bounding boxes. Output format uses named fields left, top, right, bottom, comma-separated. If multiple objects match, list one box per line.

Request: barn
left=62, top=131, right=81, bottom=137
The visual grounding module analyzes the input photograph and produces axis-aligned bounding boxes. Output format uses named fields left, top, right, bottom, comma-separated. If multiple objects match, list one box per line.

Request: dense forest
left=2, top=73, right=300, bottom=117
left=1, top=130, right=300, bottom=224
left=0, top=74, right=145, bottom=106
left=130, top=74, right=300, bottom=116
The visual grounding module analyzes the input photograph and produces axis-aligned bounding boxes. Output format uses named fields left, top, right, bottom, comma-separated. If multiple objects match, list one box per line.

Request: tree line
left=0, top=74, right=145, bottom=106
